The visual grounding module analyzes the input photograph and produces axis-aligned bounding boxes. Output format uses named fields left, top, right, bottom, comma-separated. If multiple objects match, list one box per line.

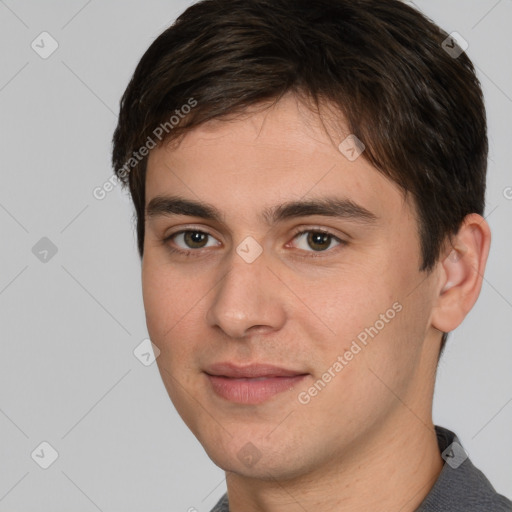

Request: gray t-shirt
left=210, top=426, right=512, bottom=511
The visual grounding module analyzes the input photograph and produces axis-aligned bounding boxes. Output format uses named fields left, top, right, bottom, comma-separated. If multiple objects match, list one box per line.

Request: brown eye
left=164, top=230, right=221, bottom=255
left=182, top=231, right=209, bottom=249
left=307, top=232, right=332, bottom=251
left=292, top=229, right=342, bottom=253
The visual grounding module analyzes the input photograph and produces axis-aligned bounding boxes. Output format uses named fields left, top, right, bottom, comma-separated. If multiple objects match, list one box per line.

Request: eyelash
left=160, top=227, right=346, bottom=259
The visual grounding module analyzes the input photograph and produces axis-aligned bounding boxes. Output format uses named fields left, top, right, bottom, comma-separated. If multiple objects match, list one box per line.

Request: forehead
left=145, top=94, right=411, bottom=225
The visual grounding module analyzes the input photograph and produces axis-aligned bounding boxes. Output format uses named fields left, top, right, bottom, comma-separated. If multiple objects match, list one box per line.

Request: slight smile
left=204, top=363, right=309, bottom=404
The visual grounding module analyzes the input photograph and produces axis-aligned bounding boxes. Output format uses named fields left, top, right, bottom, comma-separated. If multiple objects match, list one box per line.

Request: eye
left=161, top=227, right=346, bottom=258
left=162, top=229, right=221, bottom=256
left=289, top=229, right=344, bottom=255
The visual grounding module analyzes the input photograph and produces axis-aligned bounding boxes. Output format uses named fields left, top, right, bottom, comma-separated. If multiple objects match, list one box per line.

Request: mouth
left=204, top=362, right=309, bottom=404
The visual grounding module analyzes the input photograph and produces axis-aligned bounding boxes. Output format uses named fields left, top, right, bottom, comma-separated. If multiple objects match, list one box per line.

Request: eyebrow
left=146, top=195, right=379, bottom=226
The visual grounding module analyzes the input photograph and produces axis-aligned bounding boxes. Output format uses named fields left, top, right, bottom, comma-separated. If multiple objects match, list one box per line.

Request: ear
left=430, top=213, right=491, bottom=333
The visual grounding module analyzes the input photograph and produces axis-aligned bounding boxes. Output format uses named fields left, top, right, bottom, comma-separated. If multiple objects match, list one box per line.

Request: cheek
left=141, top=268, right=167, bottom=340
left=304, top=267, right=428, bottom=405
left=306, top=270, right=397, bottom=357
left=142, top=263, right=209, bottom=369
left=293, top=305, right=420, bottom=440
left=142, top=279, right=212, bottom=440
left=142, top=259, right=191, bottom=335
left=142, top=272, right=179, bottom=372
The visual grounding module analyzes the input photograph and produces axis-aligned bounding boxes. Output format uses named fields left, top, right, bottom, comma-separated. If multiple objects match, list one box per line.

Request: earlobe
left=431, top=214, right=491, bottom=333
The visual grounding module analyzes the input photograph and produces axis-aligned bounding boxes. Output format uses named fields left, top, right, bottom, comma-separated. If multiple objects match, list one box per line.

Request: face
left=142, top=93, right=442, bottom=481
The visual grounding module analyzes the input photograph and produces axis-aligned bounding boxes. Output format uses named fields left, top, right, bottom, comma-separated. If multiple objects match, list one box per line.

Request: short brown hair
left=111, top=0, right=488, bottom=353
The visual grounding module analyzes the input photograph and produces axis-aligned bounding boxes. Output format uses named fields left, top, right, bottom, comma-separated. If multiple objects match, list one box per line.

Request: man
left=111, top=0, right=512, bottom=510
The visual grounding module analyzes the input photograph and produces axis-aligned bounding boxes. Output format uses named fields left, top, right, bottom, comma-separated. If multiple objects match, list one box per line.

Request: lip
left=204, top=362, right=309, bottom=404
left=205, top=362, right=307, bottom=378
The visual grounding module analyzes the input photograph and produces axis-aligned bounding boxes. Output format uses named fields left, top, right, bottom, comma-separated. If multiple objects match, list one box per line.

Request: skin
left=141, top=92, right=491, bottom=511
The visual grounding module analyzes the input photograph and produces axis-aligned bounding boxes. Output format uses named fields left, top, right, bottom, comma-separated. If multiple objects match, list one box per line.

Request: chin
left=200, top=435, right=313, bottom=482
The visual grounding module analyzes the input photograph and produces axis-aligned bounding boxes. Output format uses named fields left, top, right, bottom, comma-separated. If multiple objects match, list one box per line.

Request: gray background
left=0, top=1, right=510, bottom=510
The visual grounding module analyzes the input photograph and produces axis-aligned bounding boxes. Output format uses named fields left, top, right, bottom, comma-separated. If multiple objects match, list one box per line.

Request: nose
left=205, top=247, right=287, bottom=339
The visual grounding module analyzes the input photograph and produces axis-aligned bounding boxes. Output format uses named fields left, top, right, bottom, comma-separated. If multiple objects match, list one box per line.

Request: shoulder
left=209, top=493, right=229, bottom=512
left=416, top=425, right=512, bottom=511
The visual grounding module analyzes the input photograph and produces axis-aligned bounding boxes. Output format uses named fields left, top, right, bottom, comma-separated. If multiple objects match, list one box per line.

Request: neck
left=225, top=412, right=444, bottom=512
